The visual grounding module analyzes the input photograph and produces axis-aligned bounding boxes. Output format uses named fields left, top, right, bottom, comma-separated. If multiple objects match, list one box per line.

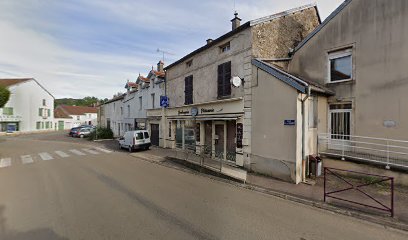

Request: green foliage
left=55, top=96, right=108, bottom=108
left=0, top=86, right=11, bottom=108
left=88, top=127, right=114, bottom=140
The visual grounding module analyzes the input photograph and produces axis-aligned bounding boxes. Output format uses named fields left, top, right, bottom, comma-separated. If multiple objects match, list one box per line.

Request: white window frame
left=327, top=48, right=353, bottom=84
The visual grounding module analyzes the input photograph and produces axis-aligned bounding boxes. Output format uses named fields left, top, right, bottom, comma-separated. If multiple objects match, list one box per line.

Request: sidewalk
left=130, top=146, right=408, bottom=227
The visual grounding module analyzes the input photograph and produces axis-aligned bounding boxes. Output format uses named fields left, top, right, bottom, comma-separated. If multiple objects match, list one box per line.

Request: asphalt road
left=0, top=132, right=407, bottom=240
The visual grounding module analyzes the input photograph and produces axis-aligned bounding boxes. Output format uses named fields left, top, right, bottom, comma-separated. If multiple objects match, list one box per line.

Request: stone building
left=161, top=4, right=320, bottom=182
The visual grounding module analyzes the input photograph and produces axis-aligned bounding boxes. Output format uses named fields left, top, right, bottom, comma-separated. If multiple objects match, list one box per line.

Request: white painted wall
left=0, top=80, right=54, bottom=132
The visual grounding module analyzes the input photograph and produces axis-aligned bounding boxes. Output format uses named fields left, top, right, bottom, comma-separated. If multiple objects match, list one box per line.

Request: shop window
left=196, top=123, right=200, bottom=142
left=328, top=48, right=352, bottom=83
left=184, top=120, right=195, bottom=149
left=168, top=122, right=171, bottom=138
left=176, top=121, right=183, bottom=148
left=36, top=122, right=41, bottom=130
left=184, top=75, right=193, bottom=105
left=217, top=61, right=231, bottom=98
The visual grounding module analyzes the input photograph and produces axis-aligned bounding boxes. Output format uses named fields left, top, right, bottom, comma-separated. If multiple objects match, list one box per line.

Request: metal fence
left=318, top=133, right=408, bottom=169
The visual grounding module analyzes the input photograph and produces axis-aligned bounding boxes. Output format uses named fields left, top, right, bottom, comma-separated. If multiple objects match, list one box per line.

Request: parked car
left=69, top=125, right=95, bottom=136
left=118, top=130, right=151, bottom=152
left=72, top=127, right=93, bottom=138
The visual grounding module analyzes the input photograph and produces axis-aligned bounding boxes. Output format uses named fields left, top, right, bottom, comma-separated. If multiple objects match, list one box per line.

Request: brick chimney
left=231, top=11, right=241, bottom=31
left=157, top=60, right=164, bottom=72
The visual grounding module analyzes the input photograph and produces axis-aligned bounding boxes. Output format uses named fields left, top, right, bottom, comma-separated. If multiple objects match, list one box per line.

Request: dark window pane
left=136, top=132, right=143, bottom=140
left=330, top=55, right=352, bottom=81
left=144, top=132, right=149, bottom=138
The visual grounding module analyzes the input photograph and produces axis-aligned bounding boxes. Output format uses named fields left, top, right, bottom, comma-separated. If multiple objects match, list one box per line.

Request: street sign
left=284, top=120, right=296, bottom=126
left=160, top=96, right=169, bottom=108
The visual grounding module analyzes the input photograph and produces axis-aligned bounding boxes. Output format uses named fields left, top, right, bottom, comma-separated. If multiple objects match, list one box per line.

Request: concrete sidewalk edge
left=131, top=153, right=408, bottom=232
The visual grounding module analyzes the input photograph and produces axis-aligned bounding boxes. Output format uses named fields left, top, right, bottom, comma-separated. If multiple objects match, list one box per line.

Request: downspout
left=300, top=86, right=311, bottom=183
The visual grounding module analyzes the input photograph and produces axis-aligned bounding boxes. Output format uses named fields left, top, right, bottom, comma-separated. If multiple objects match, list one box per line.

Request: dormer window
left=220, top=42, right=231, bottom=53
left=186, top=60, right=193, bottom=68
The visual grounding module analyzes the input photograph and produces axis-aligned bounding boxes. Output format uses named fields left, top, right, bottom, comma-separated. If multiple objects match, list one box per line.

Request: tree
left=0, top=86, right=10, bottom=108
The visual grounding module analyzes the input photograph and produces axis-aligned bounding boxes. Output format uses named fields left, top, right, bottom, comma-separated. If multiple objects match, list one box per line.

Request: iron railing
left=318, top=133, right=408, bottom=169
left=324, top=167, right=394, bottom=217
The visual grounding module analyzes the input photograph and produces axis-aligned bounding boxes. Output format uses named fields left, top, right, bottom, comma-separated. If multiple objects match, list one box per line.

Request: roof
left=252, top=59, right=334, bottom=95
left=294, top=0, right=352, bottom=52
left=165, top=4, right=318, bottom=71
left=56, top=105, right=98, bottom=115
left=150, top=70, right=165, bottom=78
left=54, top=108, right=72, bottom=119
left=0, top=78, right=55, bottom=99
left=125, top=81, right=138, bottom=88
left=0, top=78, right=32, bottom=87
left=137, top=75, right=150, bottom=83
left=102, top=94, right=125, bottom=105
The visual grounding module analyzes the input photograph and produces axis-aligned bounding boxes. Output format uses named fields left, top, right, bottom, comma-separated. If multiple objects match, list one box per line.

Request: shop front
left=0, top=115, right=22, bottom=133
left=165, top=98, right=244, bottom=166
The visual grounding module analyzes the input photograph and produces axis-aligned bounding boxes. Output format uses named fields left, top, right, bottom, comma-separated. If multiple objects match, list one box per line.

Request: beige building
left=160, top=4, right=321, bottom=182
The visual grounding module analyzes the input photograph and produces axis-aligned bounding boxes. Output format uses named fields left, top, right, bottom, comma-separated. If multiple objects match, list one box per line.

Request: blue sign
left=284, top=120, right=296, bottom=126
left=160, top=96, right=169, bottom=108
left=6, top=124, right=16, bottom=133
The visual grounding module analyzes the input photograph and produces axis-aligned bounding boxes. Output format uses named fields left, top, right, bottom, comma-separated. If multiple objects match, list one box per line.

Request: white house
left=54, top=105, right=98, bottom=130
left=99, top=60, right=165, bottom=143
left=0, top=78, right=54, bottom=133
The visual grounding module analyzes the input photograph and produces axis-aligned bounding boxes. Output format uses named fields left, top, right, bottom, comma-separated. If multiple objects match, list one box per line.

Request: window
left=139, top=96, right=143, bottom=110
left=36, top=122, right=41, bottom=130
left=76, top=116, right=80, bottom=120
left=2, top=107, right=13, bottom=115
left=47, top=109, right=51, bottom=117
left=41, top=122, right=44, bottom=129
left=151, top=93, right=155, bottom=108
left=217, top=61, right=231, bottom=98
left=120, top=107, right=123, bottom=115
left=45, top=122, right=49, bottom=129
left=328, top=49, right=352, bottom=82
left=186, top=60, right=193, bottom=68
left=42, top=99, right=46, bottom=106
left=127, top=105, right=130, bottom=117
left=220, top=42, right=231, bottom=53
left=136, top=132, right=143, bottom=140
left=184, top=75, right=193, bottom=105
left=308, top=97, right=318, bottom=128
left=38, top=108, right=43, bottom=117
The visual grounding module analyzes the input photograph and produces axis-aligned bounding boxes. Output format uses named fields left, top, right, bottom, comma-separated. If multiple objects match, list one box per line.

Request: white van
left=118, top=130, right=151, bottom=152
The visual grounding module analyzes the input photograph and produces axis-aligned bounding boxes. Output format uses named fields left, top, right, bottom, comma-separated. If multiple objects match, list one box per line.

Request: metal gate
left=150, top=124, right=159, bottom=146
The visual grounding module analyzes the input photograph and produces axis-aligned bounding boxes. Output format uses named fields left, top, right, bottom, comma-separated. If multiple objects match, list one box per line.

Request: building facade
left=54, top=105, right=98, bottom=130
left=161, top=5, right=320, bottom=182
left=0, top=78, right=54, bottom=133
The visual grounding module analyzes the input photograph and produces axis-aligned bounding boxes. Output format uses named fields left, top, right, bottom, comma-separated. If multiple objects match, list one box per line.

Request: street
left=0, top=132, right=406, bottom=240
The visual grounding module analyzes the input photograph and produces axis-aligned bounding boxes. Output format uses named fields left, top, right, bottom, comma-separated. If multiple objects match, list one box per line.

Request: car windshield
left=136, top=132, right=143, bottom=140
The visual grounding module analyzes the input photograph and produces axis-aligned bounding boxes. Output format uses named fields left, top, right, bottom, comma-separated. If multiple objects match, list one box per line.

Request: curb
left=130, top=153, right=408, bottom=232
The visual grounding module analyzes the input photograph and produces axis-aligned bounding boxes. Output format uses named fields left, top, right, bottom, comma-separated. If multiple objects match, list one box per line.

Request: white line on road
left=69, top=149, right=86, bottom=156
left=21, top=155, right=34, bottom=164
left=39, top=152, right=53, bottom=161
left=0, top=158, right=11, bottom=168
left=82, top=149, right=99, bottom=155
left=55, top=151, right=69, bottom=158
left=94, top=147, right=112, bottom=153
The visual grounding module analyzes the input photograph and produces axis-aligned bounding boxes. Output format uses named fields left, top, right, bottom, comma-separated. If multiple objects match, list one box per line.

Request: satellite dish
left=231, top=76, right=243, bottom=87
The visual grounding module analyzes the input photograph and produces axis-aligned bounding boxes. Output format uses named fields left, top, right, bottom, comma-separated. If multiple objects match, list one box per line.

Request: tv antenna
left=156, top=48, right=175, bottom=63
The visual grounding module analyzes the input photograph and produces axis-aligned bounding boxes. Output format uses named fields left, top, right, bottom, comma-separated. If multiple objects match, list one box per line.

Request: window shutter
left=224, top=62, right=231, bottom=96
left=48, top=109, right=51, bottom=117
left=217, top=65, right=223, bottom=97
left=184, top=75, right=193, bottom=105
left=39, top=108, right=42, bottom=116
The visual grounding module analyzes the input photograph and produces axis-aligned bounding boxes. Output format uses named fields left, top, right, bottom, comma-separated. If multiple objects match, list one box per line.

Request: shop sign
left=178, top=110, right=189, bottom=115
left=236, top=123, right=243, bottom=148
left=284, top=120, right=296, bottom=126
left=160, top=96, right=169, bottom=108
left=200, top=108, right=214, bottom=113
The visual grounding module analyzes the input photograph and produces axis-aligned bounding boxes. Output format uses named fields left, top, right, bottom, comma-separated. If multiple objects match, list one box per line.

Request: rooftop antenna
left=156, top=48, right=175, bottom=63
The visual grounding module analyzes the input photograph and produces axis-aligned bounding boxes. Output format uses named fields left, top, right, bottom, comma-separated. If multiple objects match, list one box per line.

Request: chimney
left=157, top=60, right=164, bottom=72
left=206, top=39, right=213, bottom=45
left=231, top=11, right=241, bottom=30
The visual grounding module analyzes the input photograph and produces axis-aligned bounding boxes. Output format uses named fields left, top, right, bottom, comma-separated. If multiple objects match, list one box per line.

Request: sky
left=0, top=0, right=344, bottom=99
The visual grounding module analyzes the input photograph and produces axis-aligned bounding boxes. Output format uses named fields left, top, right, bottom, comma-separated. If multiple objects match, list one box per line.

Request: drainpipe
left=301, top=86, right=311, bottom=183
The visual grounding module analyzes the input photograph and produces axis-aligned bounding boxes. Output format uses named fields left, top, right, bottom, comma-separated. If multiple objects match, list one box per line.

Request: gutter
left=300, top=86, right=311, bottom=183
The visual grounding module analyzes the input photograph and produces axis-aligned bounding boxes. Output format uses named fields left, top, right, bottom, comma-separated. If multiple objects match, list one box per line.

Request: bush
left=0, top=86, right=11, bottom=108
left=88, top=127, right=113, bottom=140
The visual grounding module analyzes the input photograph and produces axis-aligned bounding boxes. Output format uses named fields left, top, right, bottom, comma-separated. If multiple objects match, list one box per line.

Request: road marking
left=21, top=155, right=34, bottom=164
left=95, top=147, right=112, bottom=153
left=82, top=149, right=99, bottom=155
left=0, top=158, right=11, bottom=168
left=39, top=152, right=53, bottom=161
left=69, top=149, right=86, bottom=156
left=55, top=151, right=69, bottom=158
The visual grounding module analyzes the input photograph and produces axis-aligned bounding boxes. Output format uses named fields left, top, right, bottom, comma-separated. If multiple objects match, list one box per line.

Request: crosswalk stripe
left=82, top=149, right=99, bottom=155
left=95, top=147, right=112, bottom=153
left=21, top=155, right=34, bottom=164
left=55, top=151, right=69, bottom=158
left=0, top=158, right=11, bottom=168
left=69, top=149, right=86, bottom=156
left=39, top=152, right=53, bottom=161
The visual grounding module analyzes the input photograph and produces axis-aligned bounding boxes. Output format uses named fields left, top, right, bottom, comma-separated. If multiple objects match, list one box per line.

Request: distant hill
left=55, top=96, right=108, bottom=108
